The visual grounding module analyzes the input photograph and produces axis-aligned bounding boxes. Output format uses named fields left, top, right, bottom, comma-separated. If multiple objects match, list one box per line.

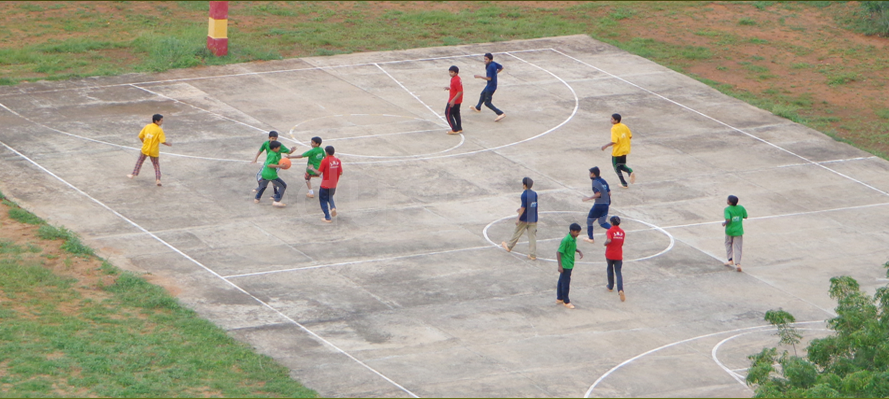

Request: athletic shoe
left=331, top=208, right=337, bottom=217
left=455, top=130, right=463, bottom=133
left=619, top=291, right=626, bottom=302
left=322, top=218, right=332, bottom=223
left=447, top=130, right=460, bottom=135
left=582, top=237, right=595, bottom=244
left=470, top=106, right=481, bottom=113
left=629, top=172, right=636, bottom=184
left=527, top=254, right=537, bottom=261
left=127, top=174, right=134, bottom=179
left=563, top=302, right=575, bottom=309
left=724, top=261, right=735, bottom=267
left=736, top=264, right=743, bottom=272
left=500, top=242, right=511, bottom=252
left=272, top=202, right=286, bottom=207
left=494, top=114, right=506, bottom=122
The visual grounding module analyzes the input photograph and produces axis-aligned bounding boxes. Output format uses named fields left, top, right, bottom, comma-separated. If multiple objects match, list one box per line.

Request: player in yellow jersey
left=128, top=114, right=172, bottom=186
left=600, top=113, right=635, bottom=188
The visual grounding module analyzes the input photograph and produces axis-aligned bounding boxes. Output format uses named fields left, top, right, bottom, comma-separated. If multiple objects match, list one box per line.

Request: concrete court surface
left=1, top=34, right=889, bottom=397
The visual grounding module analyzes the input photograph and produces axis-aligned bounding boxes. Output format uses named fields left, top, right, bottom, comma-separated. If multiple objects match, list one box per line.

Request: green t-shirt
left=724, top=205, right=748, bottom=236
left=557, top=234, right=577, bottom=270
left=259, top=141, right=290, bottom=154
left=261, top=151, right=281, bottom=180
left=302, top=147, right=325, bottom=169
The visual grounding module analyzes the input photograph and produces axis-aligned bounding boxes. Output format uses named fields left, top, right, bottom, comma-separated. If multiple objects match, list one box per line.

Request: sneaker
left=447, top=130, right=461, bottom=135
left=736, top=264, right=743, bottom=272
left=724, top=261, right=735, bottom=267
left=494, top=114, right=506, bottom=122
left=272, top=202, right=286, bottom=207
left=527, top=255, right=537, bottom=261
left=322, top=218, right=332, bottom=223
left=306, top=193, right=314, bottom=198
left=470, top=106, right=481, bottom=113
left=500, top=242, right=511, bottom=252
left=556, top=299, right=564, bottom=304
left=447, top=130, right=457, bottom=135
left=619, top=291, right=626, bottom=302
left=127, top=174, right=134, bottom=179
left=629, top=172, right=636, bottom=184
left=563, top=302, right=575, bottom=309
left=331, top=208, right=337, bottom=217
left=455, top=130, right=463, bottom=133
left=582, top=237, right=595, bottom=244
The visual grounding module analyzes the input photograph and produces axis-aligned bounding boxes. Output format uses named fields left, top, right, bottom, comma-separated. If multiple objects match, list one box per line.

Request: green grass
left=876, top=109, right=889, bottom=120
left=739, top=17, right=757, bottom=26
left=0, top=200, right=317, bottom=398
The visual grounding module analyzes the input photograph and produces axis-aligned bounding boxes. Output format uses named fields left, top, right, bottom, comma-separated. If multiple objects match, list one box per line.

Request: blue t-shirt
left=592, top=177, right=611, bottom=205
left=520, top=189, right=538, bottom=223
left=485, top=61, right=502, bottom=90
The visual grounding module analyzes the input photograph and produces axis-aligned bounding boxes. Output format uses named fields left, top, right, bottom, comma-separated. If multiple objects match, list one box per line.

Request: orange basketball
left=278, top=157, right=291, bottom=170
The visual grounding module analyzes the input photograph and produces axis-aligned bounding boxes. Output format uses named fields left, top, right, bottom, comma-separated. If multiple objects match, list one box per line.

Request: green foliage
left=878, top=109, right=889, bottom=120
left=8, top=206, right=43, bottom=225
left=739, top=17, right=757, bottom=26
left=765, top=308, right=803, bottom=355
left=748, top=272, right=889, bottom=397
left=860, top=1, right=889, bottom=36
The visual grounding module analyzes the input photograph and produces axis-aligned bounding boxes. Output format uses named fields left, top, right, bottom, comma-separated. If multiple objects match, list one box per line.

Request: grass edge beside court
left=0, top=189, right=318, bottom=398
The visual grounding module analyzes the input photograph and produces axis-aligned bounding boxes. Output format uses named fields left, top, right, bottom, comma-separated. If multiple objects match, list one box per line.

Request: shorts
left=305, top=168, right=319, bottom=180
left=588, top=204, right=610, bottom=219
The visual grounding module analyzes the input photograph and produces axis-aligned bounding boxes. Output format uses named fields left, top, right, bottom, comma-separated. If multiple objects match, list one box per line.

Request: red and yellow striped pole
left=208, top=1, right=228, bottom=56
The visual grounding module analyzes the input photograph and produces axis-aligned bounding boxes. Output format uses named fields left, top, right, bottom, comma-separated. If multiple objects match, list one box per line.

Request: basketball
left=278, top=157, right=291, bottom=170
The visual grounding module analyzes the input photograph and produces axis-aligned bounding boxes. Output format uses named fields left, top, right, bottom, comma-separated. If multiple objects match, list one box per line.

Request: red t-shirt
left=449, top=75, right=463, bottom=104
left=605, top=226, right=625, bottom=260
left=318, top=155, right=343, bottom=189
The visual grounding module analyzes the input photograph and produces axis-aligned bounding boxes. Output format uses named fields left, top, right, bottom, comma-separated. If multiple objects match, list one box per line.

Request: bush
left=860, top=1, right=889, bottom=36
left=748, top=262, right=889, bottom=397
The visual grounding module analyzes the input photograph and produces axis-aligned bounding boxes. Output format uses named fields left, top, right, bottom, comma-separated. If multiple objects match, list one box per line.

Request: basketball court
left=1, top=35, right=888, bottom=397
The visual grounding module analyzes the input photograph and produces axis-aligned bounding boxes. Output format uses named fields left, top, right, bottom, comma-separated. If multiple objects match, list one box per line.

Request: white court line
left=658, top=201, right=889, bottom=231
left=482, top=211, right=675, bottom=264
left=550, top=47, right=889, bottom=198
left=0, top=139, right=419, bottom=398
left=777, top=156, right=878, bottom=168
left=129, top=84, right=270, bottom=134
left=374, top=63, right=448, bottom=126
left=0, top=48, right=553, bottom=98
left=0, top=102, right=250, bottom=163
left=712, top=333, right=756, bottom=388
left=224, top=244, right=493, bottom=279
left=4, top=49, right=578, bottom=166
left=583, top=320, right=825, bottom=398
left=711, top=327, right=831, bottom=390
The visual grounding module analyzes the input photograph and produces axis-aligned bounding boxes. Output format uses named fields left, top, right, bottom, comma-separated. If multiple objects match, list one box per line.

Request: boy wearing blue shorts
left=582, top=167, right=612, bottom=244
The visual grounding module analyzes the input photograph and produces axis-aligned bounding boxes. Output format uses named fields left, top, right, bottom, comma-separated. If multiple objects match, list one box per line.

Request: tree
left=746, top=262, right=889, bottom=397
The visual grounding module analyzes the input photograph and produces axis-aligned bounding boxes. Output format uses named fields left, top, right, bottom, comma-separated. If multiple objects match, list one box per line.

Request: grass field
left=0, top=191, right=317, bottom=398
left=0, top=1, right=886, bottom=161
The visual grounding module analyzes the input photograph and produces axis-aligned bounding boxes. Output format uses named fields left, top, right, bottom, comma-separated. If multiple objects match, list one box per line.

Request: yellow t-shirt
left=138, top=123, right=166, bottom=157
left=610, top=123, right=632, bottom=157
